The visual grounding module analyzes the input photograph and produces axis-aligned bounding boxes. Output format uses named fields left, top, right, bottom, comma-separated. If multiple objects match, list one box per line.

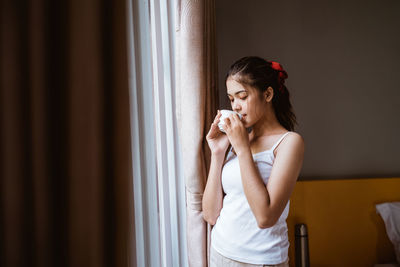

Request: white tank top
left=211, top=132, right=292, bottom=265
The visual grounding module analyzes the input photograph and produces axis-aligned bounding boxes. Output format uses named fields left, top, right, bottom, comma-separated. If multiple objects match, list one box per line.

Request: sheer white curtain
left=127, top=0, right=188, bottom=266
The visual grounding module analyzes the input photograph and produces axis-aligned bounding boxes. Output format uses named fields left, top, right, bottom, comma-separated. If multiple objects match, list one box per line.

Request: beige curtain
left=0, top=0, right=133, bottom=266
left=176, top=0, right=219, bottom=266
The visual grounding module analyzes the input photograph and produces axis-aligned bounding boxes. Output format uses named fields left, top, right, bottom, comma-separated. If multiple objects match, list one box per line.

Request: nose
left=231, top=100, right=241, bottom=112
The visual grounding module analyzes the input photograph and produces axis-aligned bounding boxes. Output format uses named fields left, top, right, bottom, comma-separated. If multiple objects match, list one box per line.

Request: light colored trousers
left=210, top=247, right=290, bottom=267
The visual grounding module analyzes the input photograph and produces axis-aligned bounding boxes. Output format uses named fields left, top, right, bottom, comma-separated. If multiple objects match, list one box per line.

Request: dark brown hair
left=225, top=56, right=297, bottom=131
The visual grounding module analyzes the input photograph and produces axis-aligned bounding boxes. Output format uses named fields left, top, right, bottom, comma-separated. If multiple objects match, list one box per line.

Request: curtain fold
left=0, top=1, right=133, bottom=267
left=176, top=0, right=219, bottom=266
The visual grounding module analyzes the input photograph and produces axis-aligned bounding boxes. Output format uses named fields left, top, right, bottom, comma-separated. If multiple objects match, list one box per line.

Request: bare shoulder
left=287, top=132, right=304, bottom=146
left=275, top=132, right=305, bottom=157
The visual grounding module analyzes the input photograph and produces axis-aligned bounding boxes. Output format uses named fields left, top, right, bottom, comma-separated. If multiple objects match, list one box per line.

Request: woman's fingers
left=213, top=110, right=222, bottom=123
left=230, top=113, right=241, bottom=123
left=210, top=122, right=217, bottom=130
left=228, top=114, right=239, bottom=126
left=224, top=117, right=231, bottom=127
left=230, top=114, right=244, bottom=129
left=208, top=111, right=223, bottom=137
left=221, top=123, right=228, bottom=133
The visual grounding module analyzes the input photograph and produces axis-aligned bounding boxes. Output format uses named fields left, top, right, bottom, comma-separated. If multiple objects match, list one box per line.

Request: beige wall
left=216, top=0, right=400, bottom=179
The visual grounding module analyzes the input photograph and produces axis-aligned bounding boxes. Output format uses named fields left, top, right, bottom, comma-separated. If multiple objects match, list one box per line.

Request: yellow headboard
left=287, top=177, right=400, bottom=267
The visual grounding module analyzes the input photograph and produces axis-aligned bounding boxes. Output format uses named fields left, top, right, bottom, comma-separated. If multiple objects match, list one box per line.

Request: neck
left=251, top=106, right=286, bottom=138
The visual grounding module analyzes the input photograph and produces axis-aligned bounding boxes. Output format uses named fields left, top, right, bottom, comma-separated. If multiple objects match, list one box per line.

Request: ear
left=264, top=86, right=274, bottom=102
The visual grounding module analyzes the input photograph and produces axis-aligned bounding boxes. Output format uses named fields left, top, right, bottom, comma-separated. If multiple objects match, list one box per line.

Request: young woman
left=202, top=56, right=305, bottom=267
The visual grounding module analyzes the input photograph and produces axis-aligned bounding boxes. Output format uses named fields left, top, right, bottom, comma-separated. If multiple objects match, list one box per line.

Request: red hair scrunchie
left=270, top=61, right=288, bottom=92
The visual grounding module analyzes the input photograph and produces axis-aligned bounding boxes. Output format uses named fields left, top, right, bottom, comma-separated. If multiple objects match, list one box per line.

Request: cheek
left=255, top=104, right=264, bottom=116
left=250, top=102, right=266, bottom=121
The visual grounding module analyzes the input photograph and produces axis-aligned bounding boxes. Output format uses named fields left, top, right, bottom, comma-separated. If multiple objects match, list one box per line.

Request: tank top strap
left=270, top=131, right=291, bottom=152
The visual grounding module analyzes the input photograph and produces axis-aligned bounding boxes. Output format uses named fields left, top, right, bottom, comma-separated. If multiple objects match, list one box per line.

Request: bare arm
left=202, top=110, right=230, bottom=225
left=202, top=152, right=225, bottom=225
left=236, top=133, right=304, bottom=228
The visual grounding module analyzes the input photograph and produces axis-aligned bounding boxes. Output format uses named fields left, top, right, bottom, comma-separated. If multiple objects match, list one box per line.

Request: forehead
left=226, top=78, right=254, bottom=95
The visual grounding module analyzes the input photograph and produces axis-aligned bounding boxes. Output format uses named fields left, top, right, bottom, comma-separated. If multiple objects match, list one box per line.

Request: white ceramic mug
left=218, top=110, right=242, bottom=133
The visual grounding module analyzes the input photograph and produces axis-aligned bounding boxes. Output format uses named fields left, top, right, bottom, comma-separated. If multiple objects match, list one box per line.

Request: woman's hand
left=206, top=110, right=230, bottom=155
left=222, top=114, right=250, bottom=155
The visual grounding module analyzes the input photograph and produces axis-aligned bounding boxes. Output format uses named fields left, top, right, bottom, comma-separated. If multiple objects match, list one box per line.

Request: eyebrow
left=227, top=90, right=247, bottom=97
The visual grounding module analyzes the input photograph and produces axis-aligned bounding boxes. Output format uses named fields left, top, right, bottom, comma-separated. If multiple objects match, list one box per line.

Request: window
left=127, top=0, right=188, bottom=266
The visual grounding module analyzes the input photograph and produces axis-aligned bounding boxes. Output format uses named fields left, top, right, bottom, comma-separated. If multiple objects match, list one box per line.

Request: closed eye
left=229, top=96, right=247, bottom=102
